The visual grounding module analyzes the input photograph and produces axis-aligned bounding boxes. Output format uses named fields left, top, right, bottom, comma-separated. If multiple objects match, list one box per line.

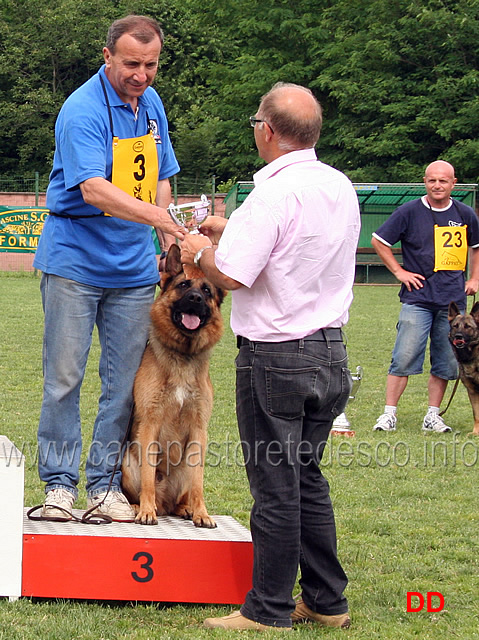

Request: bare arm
left=79, top=176, right=184, bottom=239
left=180, top=233, right=243, bottom=290
left=197, top=215, right=229, bottom=245
left=465, top=247, right=479, bottom=295
left=371, top=236, right=425, bottom=291
left=155, top=179, right=176, bottom=251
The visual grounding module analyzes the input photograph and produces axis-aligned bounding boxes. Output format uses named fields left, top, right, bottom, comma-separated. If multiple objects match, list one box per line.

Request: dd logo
left=407, top=592, right=444, bottom=613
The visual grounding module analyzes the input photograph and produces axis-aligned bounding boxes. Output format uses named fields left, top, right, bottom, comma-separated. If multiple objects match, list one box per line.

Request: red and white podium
left=22, top=510, right=252, bottom=603
left=1, top=436, right=253, bottom=604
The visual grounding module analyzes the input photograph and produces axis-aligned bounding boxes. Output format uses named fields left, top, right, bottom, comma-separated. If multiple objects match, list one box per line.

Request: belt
left=236, top=328, right=343, bottom=348
left=48, top=211, right=106, bottom=219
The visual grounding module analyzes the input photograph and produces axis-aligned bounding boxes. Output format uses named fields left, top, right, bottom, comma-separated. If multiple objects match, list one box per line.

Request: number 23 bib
left=433, top=224, right=468, bottom=271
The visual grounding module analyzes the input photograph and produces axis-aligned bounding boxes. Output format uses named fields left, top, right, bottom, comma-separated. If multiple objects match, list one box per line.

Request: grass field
left=1, top=272, right=478, bottom=639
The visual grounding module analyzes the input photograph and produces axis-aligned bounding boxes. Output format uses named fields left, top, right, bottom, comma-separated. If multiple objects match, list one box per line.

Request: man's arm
left=465, top=246, right=479, bottom=295
left=79, top=176, right=184, bottom=239
left=371, top=235, right=425, bottom=292
left=155, top=178, right=176, bottom=252
left=180, top=233, right=243, bottom=290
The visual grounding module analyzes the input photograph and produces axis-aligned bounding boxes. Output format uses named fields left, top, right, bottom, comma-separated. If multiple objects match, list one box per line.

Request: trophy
left=167, top=194, right=210, bottom=233
left=331, top=365, right=363, bottom=437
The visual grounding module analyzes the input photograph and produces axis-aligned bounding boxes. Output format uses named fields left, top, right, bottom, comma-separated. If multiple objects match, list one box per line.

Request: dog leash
left=439, top=378, right=460, bottom=417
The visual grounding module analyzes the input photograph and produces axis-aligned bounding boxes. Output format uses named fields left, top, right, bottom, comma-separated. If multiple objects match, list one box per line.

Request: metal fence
left=0, top=173, right=224, bottom=203
left=0, top=174, right=44, bottom=204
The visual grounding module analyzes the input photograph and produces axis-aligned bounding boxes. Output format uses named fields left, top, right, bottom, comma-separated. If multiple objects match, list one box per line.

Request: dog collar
left=194, top=245, right=214, bottom=267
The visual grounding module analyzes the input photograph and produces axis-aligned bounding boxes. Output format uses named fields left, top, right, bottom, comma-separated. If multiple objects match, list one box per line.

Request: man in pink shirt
left=181, top=82, right=360, bottom=631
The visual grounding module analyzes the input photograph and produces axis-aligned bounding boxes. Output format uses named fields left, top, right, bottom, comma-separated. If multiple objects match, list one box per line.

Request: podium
left=1, top=435, right=253, bottom=604
left=0, top=436, right=24, bottom=600
left=22, top=510, right=253, bottom=603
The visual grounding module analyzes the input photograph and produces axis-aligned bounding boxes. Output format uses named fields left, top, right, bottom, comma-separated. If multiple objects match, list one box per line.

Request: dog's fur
left=448, top=301, right=479, bottom=435
left=121, top=244, right=225, bottom=526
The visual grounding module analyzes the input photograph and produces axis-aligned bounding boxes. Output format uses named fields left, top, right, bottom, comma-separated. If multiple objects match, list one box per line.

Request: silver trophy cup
left=167, top=194, right=210, bottom=233
left=332, top=365, right=363, bottom=433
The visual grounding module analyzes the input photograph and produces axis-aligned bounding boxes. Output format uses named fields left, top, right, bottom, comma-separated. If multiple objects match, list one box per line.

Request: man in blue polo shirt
left=371, top=161, right=479, bottom=433
left=33, top=15, right=184, bottom=522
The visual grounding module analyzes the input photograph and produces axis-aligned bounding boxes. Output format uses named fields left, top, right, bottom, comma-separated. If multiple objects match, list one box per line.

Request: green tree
left=192, top=0, right=332, bottom=180
left=315, top=0, right=479, bottom=182
left=0, top=0, right=115, bottom=181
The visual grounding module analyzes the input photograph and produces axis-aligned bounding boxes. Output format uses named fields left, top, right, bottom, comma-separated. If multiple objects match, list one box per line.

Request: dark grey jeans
left=235, top=333, right=351, bottom=627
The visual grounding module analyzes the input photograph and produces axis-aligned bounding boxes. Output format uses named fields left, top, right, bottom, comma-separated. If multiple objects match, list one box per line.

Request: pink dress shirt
left=215, top=148, right=361, bottom=341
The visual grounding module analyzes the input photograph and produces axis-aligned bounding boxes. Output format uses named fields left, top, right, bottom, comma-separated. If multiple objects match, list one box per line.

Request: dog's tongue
left=182, top=313, right=201, bottom=330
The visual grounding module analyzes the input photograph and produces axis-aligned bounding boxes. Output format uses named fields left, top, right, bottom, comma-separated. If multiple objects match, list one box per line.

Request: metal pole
left=35, top=172, right=39, bottom=206
left=211, top=175, right=216, bottom=216
left=173, top=174, right=178, bottom=205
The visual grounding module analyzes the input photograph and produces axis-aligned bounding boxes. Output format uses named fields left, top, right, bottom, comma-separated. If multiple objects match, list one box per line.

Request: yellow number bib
left=111, top=132, right=158, bottom=204
left=433, top=224, right=468, bottom=271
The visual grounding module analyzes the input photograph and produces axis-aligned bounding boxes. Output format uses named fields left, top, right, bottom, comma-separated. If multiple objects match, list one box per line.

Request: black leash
left=439, top=377, right=460, bottom=417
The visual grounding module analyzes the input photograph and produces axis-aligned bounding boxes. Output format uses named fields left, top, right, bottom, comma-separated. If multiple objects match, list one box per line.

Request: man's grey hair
left=258, top=82, right=323, bottom=151
left=105, top=15, right=164, bottom=53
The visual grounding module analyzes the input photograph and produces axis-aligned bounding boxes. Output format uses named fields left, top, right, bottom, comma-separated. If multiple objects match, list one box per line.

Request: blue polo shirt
left=34, top=65, right=180, bottom=288
left=373, top=197, right=479, bottom=310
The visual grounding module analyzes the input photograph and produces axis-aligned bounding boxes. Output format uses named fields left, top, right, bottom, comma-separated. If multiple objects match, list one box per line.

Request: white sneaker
left=422, top=412, right=452, bottom=433
left=373, top=412, right=397, bottom=431
left=42, top=488, right=75, bottom=521
left=87, top=490, right=136, bottom=522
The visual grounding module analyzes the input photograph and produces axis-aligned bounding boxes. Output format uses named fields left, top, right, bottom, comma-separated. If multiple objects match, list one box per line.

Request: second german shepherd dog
left=121, top=244, right=225, bottom=526
left=448, top=301, right=479, bottom=435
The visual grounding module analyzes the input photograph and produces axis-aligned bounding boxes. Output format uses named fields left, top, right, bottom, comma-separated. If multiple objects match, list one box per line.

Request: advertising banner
left=0, top=206, right=49, bottom=253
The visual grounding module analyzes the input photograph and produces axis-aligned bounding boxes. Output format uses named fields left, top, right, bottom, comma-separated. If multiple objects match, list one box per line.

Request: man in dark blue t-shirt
left=371, top=160, right=479, bottom=433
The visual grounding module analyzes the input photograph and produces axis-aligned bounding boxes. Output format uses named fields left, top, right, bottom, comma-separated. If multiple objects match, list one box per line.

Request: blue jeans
left=235, top=334, right=351, bottom=627
left=389, top=303, right=459, bottom=379
left=37, top=274, right=155, bottom=498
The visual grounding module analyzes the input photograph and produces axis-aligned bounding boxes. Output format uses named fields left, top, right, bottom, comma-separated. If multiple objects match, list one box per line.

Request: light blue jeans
left=37, top=274, right=155, bottom=498
left=389, top=303, right=459, bottom=379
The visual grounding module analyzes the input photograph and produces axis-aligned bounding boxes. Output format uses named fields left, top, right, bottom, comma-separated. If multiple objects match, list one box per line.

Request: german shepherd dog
left=121, top=244, right=225, bottom=526
left=448, top=301, right=479, bottom=435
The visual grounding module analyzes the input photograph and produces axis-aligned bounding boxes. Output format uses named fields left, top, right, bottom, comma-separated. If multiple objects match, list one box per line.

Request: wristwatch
left=194, top=245, right=214, bottom=267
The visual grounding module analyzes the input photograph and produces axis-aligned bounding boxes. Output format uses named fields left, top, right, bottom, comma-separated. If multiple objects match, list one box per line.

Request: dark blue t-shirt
left=373, top=197, right=479, bottom=310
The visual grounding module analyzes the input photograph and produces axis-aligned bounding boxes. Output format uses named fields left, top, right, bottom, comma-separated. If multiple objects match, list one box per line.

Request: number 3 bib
left=111, top=133, right=158, bottom=204
left=433, top=224, right=468, bottom=271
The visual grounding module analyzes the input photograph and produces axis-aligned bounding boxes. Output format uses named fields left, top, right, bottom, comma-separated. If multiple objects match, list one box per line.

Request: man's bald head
left=423, top=160, right=457, bottom=209
left=257, top=82, right=323, bottom=151
left=424, top=160, right=455, bottom=180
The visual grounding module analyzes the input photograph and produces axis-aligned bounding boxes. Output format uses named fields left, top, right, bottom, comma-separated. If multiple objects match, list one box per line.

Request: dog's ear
left=470, top=301, right=479, bottom=323
left=165, top=244, right=183, bottom=277
left=159, top=245, right=183, bottom=291
left=448, top=301, right=461, bottom=322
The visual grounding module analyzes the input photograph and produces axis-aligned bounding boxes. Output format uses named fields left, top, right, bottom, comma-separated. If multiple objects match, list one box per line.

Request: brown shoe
left=204, top=610, right=292, bottom=631
left=291, top=598, right=350, bottom=628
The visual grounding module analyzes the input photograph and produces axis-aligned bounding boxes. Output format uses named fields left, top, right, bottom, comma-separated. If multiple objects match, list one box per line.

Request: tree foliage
left=1, top=0, right=479, bottom=186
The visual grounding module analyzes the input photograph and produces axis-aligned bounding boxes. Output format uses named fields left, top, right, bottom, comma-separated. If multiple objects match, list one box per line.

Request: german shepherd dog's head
left=448, top=301, right=479, bottom=363
left=151, top=244, right=225, bottom=355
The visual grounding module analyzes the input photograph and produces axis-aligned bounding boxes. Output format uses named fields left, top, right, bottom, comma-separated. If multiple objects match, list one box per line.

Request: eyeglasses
left=249, top=116, right=274, bottom=134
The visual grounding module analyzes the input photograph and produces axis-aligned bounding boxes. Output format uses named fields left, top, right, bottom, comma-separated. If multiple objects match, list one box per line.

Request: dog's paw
left=135, top=509, right=158, bottom=525
left=173, top=503, right=193, bottom=520
left=193, top=513, right=217, bottom=529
